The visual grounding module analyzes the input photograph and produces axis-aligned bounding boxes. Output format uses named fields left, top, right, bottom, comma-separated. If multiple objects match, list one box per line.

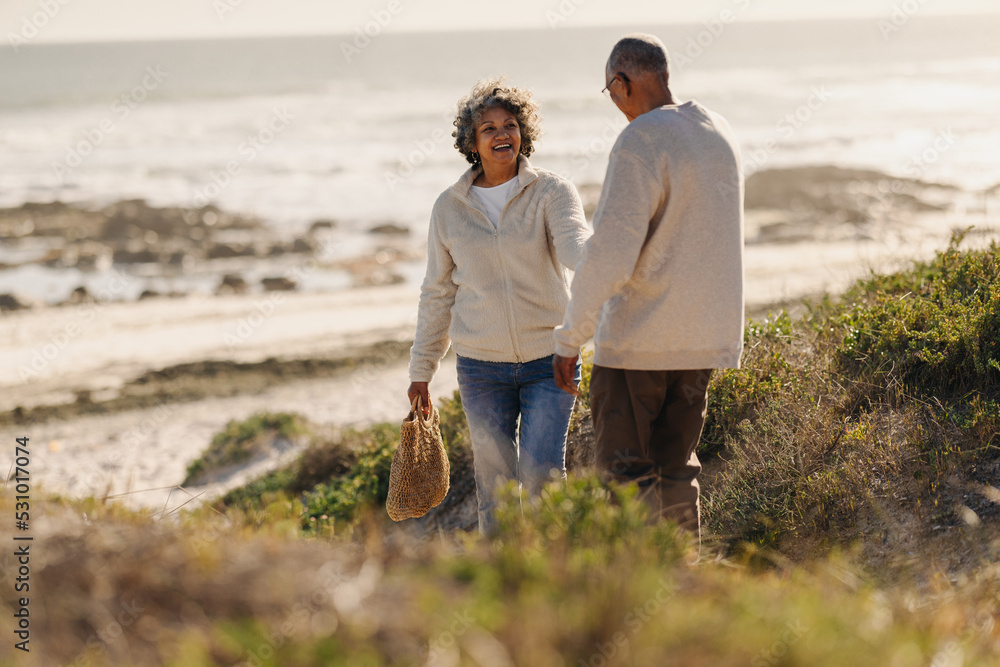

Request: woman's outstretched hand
left=552, top=354, right=580, bottom=396
left=407, top=382, right=431, bottom=416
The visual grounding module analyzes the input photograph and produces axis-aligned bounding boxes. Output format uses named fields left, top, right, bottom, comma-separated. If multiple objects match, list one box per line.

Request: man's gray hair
left=607, top=33, right=670, bottom=77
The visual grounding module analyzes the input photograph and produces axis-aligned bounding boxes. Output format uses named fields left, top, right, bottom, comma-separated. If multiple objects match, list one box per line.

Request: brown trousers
left=590, top=365, right=712, bottom=537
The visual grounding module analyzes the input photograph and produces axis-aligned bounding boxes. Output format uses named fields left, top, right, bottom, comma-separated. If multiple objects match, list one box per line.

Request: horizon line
left=6, top=11, right=1000, bottom=49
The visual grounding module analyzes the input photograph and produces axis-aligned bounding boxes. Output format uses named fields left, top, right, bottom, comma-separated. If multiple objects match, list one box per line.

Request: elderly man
left=553, top=34, right=744, bottom=537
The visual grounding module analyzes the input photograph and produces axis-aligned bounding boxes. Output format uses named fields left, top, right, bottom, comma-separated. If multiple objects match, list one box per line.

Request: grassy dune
left=3, top=235, right=999, bottom=666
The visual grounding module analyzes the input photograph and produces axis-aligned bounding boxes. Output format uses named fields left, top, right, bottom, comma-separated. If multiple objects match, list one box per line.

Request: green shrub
left=492, top=475, right=692, bottom=565
left=219, top=467, right=298, bottom=508
left=184, top=411, right=308, bottom=485
left=437, top=389, right=470, bottom=454
left=301, top=422, right=399, bottom=527
left=702, top=311, right=800, bottom=457
left=300, top=393, right=477, bottom=529
left=837, top=234, right=1000, bottom=400
left=219, top=428, right=372, bottom=512
left=216, top=390, right=475, bottom=533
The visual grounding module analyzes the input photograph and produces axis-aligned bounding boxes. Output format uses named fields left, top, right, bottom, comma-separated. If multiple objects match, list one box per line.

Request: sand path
left=1, top=284, right=460, bottom=510
left=14, top=355, right=460, bottom=513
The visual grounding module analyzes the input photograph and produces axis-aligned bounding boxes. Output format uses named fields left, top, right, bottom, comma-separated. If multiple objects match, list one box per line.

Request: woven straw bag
left=386, top=395, right=450, bottom=521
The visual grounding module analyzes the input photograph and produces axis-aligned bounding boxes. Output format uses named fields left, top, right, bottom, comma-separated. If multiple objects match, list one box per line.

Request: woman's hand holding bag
left=386, top=395, right=450, bottom=521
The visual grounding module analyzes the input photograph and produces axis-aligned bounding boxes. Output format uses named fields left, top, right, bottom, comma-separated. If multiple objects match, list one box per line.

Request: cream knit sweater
left=409, top=155, right=591, bottom=382
left=554, top=101, right=745, bottom=370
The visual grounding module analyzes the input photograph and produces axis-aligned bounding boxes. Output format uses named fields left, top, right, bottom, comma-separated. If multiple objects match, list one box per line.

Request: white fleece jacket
left=409, top=155, right=591, bottom=382
left=554, top=100, right=745, bottom=370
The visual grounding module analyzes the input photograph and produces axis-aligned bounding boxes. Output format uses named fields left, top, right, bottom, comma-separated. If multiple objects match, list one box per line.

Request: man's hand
left=407, top=382, right=431, bottom=416
left=552, top=354, right=580, bottom=396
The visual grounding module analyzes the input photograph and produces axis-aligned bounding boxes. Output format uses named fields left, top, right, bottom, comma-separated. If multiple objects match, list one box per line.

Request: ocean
left=1, top=14, right=999, bottom=300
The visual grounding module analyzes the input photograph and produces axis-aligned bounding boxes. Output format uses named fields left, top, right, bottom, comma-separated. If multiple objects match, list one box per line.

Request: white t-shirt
left=470, top=176, right=519, bottom=228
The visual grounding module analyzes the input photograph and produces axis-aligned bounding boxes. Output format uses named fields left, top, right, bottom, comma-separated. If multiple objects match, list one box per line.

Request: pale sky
left=3, top=0, right=1000, bottom=43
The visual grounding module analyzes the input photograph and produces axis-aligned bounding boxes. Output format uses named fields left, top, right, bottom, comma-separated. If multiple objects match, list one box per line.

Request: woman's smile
left=474, top=106, right=521, bottom=185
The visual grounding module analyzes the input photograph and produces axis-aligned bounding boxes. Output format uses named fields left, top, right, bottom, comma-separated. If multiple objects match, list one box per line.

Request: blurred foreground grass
left=2, top=234, right=999, bottom=666
left=2, top=479, right=997, bottom=666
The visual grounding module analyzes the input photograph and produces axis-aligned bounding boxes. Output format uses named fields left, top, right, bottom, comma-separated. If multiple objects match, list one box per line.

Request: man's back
left=556, top=99, right=744, bottom=370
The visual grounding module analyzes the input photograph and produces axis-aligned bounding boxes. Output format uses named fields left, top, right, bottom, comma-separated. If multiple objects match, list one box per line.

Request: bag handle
left=410, top=394, right=430, bottom=424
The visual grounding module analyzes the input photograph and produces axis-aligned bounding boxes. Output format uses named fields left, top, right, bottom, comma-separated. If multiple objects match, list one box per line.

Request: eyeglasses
left=601, top=72, right=629, bottom=97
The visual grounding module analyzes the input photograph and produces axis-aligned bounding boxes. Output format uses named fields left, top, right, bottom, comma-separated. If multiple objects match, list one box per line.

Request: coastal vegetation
left=3, top=235, right=999, bottom=665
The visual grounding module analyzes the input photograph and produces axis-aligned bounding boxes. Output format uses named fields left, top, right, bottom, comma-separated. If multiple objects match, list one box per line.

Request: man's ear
left=621, top=76, right=633, bottom=98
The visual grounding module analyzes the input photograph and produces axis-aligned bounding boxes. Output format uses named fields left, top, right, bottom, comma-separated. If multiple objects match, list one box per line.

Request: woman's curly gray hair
left=452, top=76, right=542, bottom=166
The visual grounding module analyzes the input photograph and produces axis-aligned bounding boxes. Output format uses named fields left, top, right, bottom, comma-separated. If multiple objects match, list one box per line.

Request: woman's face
left=474, top=106, right=521, bottom=174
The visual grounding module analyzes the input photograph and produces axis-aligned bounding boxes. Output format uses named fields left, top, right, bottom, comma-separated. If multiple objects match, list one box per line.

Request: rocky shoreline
left=2, top=165, right=990, bottom=312
left=0, top=199, right=420, bottom=310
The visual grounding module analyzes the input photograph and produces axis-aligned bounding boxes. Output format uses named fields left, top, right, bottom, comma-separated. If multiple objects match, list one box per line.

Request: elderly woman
left=407, top=77, right=591, bottom=534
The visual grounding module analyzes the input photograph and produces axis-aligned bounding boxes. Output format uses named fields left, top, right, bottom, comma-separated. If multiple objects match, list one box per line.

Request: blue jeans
left=456, top=354, right=580, bottom=535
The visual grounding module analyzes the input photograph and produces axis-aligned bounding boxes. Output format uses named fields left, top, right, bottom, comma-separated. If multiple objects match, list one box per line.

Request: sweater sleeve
left=553, top=150, right=664, bottom=357
left=545, top=178, right=591, bottom=270
left=408, top=207, right=457, bottom=382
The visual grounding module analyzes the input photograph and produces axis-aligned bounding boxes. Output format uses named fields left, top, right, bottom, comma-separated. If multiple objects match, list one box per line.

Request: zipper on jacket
left=492, top=223, right=522, bottom=362
left=457, top=194, right=524, bottom=362
left=493, top=192, right=524, bottom=362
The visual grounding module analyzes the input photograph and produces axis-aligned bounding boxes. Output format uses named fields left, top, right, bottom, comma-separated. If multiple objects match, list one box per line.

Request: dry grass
left=1, top=482, right=998, bottom=666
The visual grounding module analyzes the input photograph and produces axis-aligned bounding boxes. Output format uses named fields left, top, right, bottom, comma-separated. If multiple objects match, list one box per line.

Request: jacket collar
left=449, top=154, right=537, bottom=204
